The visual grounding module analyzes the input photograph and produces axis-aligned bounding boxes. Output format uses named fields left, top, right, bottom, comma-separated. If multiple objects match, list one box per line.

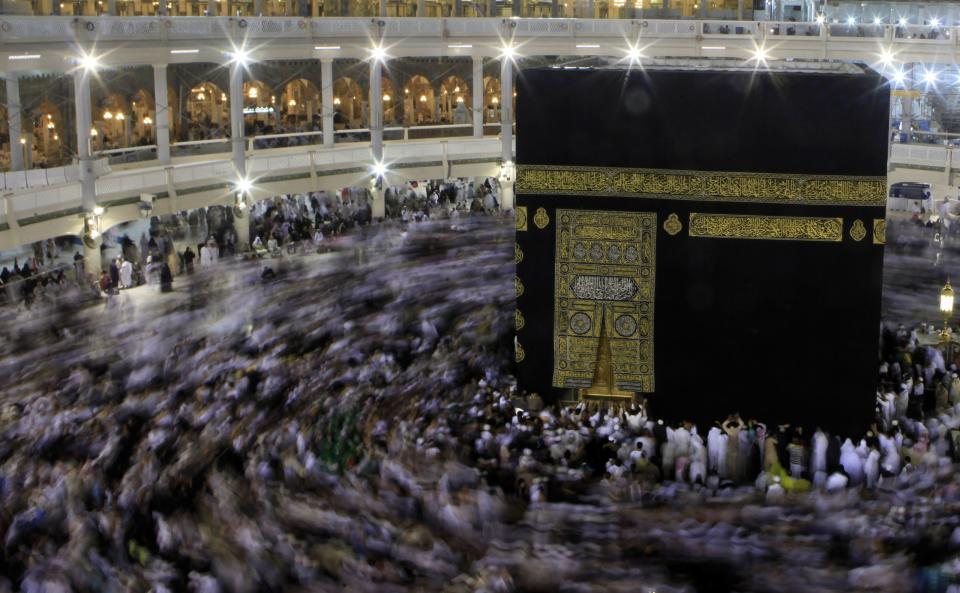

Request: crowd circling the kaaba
left=3, top=209, right=960, bottom=591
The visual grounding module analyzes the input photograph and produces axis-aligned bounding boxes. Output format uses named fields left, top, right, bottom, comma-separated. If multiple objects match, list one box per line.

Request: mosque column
left=370, top=55, right=385, bottom=219
left=5, top=75, right=24, bottom=172
left=321, top=57, right=334, bottom=148
left=472, top=56, right=483, bottom=139
left=229, top=60, right=250, bottom=250
left=901, top=63, right=914, bottom=141
left=500, top=54, right=515, bottom=211
left=736, top=0, right=743, bottom=20
left=229, top=60, right=246, bottom=181
left=417, top=0, right=425, bottom=15
left=153, top=64, right=172, bottom=165
left=74, top=68, right=102, bottom=277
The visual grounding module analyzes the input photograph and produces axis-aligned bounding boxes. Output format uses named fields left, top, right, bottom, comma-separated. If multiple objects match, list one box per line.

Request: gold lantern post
left=941, top=280, right=954, bottom=343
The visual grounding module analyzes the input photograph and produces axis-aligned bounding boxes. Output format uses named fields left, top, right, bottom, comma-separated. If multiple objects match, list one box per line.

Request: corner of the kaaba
left=514, top=60, right=888, bottom=436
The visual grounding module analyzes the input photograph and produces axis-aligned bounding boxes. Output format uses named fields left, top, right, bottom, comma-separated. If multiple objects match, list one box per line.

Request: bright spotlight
left=898, top=16, right=908, bottom=26
left=891, top=69, right=906, bottom=85
left=500, top=44, right=516, bottom=60
left=236, top=177, right=252, bottom=194
left=846, top=16, right=856, bottom=25
left=815, top=13, right=825, bottom=24
left=930, top=17, right=941, bottom=27
left=77, top=52, right=100, bottom=72
left=878, top=48, right=895, bottom=67
left=92, top=206, right=105, bottom=216
left=370, top=45, right=387, bottom=62
left=371, top=161, right=387, bottom=178
left=230, top=49, right=250, bottom=66
left=923, top=70, right=938, bottom=85
left=626, top=45, right=643, bottom=63
left=873, top=16, right=882, bottom=25
left=752, top=46, right=769, bottom=64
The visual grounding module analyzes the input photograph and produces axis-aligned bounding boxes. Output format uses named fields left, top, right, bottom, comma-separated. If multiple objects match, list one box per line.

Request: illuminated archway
left=243, top=80, right=273, bottom=127
left=186, top=82, right=228, bottom=140
left=130, top=89, right=156, bottom=145
left=30, top=100, right=65, bottom=165
left=281, top=78, right=321, bottom=127
left=483, top=76, right=501, bottom=123
left=403, top=75, right=436, bottom=125
left=438, top=75, right=469, bottom=124
left=381, top=77, right=399, bottom=125
left=332, top=77, right=364, bottom=128
left=95, top=93, right=132, bottom=149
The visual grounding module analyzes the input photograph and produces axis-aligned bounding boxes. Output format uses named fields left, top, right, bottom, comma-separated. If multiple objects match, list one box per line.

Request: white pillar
left=5, top=75, right=24, bottom=171
left=500, top=56, right=513, bottom=167
left=417, top=0, right=425, bottom=15
left=500, top=180, right=515, bottom=211
left=235, top=211, right=250, bottom=251
left=153, top=64, right=171, bottom=164
left=370, top=56, right=385, bottom=220
left=321, top=57, right=334, bottom=148
left=229, top=62, right=250, bottom=250
left=229, top=61, right=246, bottom=180
left=74, top=70, right=96, bottom=211
left=371, top=187, right=385, bottom=219
left=902, top=63, right=914, bottom=142
left=74, top=69, right=101, bottom=276
left=370, top=59, right=383, bottom=159
left=83, top=240, right=101, bottom=281
left=472, top=56, right=483, bottom=138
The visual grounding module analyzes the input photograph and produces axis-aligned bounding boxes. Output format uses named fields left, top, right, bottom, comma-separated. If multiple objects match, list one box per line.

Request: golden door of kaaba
left=513, top=63, right=889, bottom=435
left=553, top=210, right=656, bottom=395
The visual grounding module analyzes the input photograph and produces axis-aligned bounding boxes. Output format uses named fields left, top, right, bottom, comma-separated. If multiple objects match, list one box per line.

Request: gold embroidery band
left=516, top=165, right=886, bottom=207
left=688, top=213, right=844, bottom=242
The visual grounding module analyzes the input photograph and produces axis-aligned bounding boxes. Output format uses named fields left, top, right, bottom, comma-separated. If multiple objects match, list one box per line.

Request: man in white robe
left=119, top=259, right=133, bottom=289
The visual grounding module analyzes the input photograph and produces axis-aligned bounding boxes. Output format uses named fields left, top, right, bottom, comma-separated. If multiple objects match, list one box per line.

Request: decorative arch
left=332, top=77, right=364, bottom=128
left=95, top=93, right=132, bottom=149
left=381, top=77, right=399, bottom=125
left=29, top=100, right=66, bottom=165
left=186, top=82, right=228, bottom=140
left=483, top=76, right=502, bottom=123
left=403, top=74, right=436, bottom=126
left=281, top=78, right=321, bottom=127
left=130, top=88, right=156, bottom=145
left=243, top=80, right=273, bottom=127
left=438, top=75, right=469, bottom=124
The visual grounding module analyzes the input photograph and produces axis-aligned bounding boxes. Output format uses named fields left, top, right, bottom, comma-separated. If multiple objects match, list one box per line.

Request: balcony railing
left=83, top=123, right=504, bottom=168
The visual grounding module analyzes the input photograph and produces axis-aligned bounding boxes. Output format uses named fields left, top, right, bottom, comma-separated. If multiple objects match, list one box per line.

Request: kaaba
left=514, top=62, right=889, bottom=435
